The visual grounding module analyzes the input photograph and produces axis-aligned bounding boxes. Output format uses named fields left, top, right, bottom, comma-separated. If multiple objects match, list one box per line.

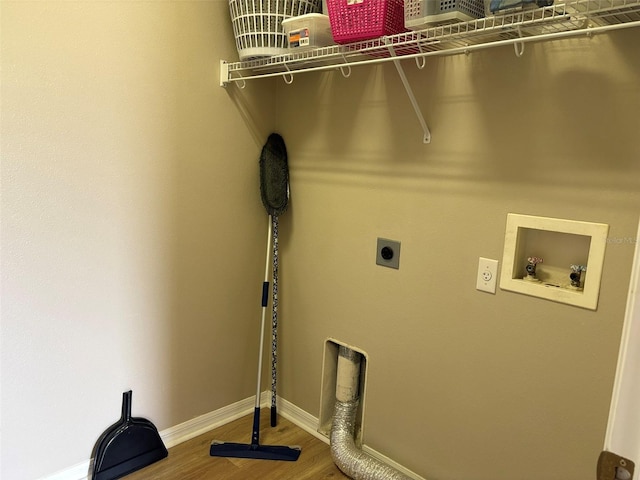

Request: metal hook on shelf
left=236, top=76, right=247, bottom=89
left=514, top=26, right=525, bottom=57
left=339, top=54, right=352, bottom=78
left=282, top=62, right=294, bottom=85
left=415, top=33, right=426, bottom=69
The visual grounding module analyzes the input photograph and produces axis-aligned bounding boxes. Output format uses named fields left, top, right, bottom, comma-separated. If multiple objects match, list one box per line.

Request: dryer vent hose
left=330, top=346, right=412, bottom=480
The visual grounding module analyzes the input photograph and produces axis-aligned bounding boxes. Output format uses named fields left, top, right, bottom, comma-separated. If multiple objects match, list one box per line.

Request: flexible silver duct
left=330, top=346, right=412, bottom=480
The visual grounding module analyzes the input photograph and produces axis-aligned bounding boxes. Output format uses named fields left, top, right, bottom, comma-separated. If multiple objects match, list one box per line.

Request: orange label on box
left=288, top=28, right=310, bottom=48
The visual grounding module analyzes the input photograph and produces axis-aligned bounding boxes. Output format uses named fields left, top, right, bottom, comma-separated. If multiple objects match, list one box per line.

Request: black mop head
left=209, top=408, right=301, bottom=462
left=259, top=133, right=289, bottom=217
left=209, top=441, right=301, bottom=461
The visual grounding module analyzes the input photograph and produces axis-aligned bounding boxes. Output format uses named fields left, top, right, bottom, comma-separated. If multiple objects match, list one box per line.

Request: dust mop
left=260, top=133, right=289, bottom=428
left=209, top=133, right=298, bottom=461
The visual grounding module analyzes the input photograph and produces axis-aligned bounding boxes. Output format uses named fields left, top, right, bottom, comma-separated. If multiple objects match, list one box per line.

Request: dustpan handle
left=121, top=390, right=133, bottom=422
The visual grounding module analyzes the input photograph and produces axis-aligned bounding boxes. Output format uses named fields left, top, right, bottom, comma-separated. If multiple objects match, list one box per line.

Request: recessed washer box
left=500, top=213, right=609, bottom=310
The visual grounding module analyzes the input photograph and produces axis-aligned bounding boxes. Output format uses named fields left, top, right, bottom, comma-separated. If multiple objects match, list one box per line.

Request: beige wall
left=2, top=2, right=639, bottom=479
left=274, top=30, right=640, bottom=480
left=1, top=2, right=275, bottom=478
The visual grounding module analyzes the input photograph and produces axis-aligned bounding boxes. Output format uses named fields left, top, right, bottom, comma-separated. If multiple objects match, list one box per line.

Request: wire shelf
left=221, top=0, right=640, bottom=85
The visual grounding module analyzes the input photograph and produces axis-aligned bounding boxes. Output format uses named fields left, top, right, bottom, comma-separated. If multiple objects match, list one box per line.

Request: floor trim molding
left=276, top=395, right=426, bottom=480
left=43, top=395, right=257, bottom=480
left=163, top=394, right=256, bottom=449
left=276, top=394, right=329, bottom=443
left=43, top=393, right=424, bottom=480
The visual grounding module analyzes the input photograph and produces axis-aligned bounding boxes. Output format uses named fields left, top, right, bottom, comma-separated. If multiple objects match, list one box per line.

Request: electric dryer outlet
left=376, top=238, right=401, bottom=269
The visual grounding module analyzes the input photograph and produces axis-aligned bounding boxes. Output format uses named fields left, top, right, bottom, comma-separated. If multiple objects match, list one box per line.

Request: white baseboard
left=162, top=394, right=256, bottom=449
left=276, top=394, right=329, bottom=443
left=40, top=461, right=91, bottom=480
left=42, top=395, right=257, bottom=480
left=44, top=393, right=425, bottom=480
left=276, top=396, right=426, bottom=480
left=360, top=444, right=427, bottom=480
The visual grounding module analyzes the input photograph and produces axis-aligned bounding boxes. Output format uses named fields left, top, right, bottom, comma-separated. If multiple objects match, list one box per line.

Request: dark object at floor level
left=91, top=390, right=168, bottom=480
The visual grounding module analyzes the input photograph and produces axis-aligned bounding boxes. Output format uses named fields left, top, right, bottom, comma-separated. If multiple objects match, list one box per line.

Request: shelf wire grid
left=223, top=0, right=640, bottom=83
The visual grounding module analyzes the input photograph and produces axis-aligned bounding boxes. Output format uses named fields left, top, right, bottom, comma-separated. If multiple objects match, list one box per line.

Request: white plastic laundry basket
left=229, top=0, right=323, bottom=60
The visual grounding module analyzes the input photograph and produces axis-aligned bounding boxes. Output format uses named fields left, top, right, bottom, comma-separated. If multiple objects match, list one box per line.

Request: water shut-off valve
left=525, top=256, right=543, bottom=280
left=570, top=264, right=587, bottom=288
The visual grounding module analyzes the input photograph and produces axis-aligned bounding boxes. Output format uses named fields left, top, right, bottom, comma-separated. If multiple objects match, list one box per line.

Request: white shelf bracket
left=385, top=41, right=431, bottom=144
left=220, top=59, right=246, bottom=89
left=220, top=60, right=229, bottom=87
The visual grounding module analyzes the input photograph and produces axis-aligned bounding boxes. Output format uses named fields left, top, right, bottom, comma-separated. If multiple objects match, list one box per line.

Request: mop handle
left=255, top=216, right=273, bottom=408
left=251, top=216, right=273, bottom=446
left=271, top=215, right=279, bottom=427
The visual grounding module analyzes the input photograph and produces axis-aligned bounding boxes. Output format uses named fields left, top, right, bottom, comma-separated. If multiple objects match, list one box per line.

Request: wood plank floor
left=125, top=409, right=351, bottom=479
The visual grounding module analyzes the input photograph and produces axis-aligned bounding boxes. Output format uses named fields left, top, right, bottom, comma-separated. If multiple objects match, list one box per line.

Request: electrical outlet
left=376, top=238, right=400, bottom=269
left=477, top=257, right=499, bottom=294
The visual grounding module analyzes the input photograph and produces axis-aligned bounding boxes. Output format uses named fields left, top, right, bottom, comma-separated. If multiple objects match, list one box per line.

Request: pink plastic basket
left=327, top=0, right=406, bottom=44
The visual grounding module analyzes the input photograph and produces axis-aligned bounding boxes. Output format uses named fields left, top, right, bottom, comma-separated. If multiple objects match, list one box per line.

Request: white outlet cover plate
left=477, top=257, right=499, bottom=294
